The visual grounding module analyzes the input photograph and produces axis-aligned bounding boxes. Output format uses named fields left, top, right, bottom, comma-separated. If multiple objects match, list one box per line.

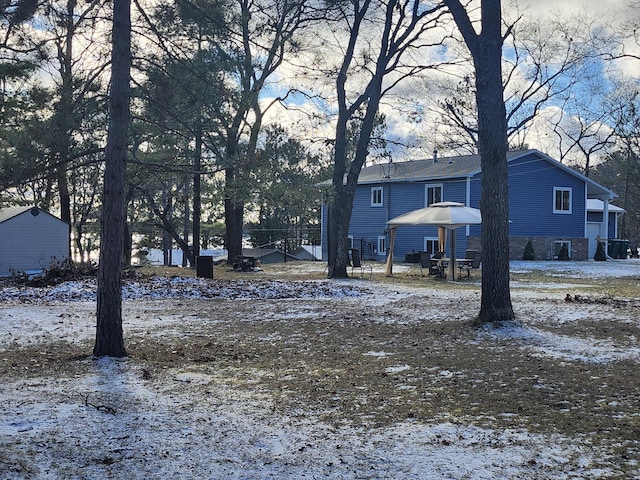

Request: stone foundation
left=467, top=236, right=590, bottom=261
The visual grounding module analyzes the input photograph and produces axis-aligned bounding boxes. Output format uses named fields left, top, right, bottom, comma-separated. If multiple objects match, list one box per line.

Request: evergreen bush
left=594, top=241, right=607, bottom=261
left=522, top=240, right=536, bottom=260
left=557, top=243, right=570, bottom=261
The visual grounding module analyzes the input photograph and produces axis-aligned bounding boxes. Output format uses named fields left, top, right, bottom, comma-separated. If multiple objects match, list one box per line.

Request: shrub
left=9, top=259, right=98, bottom=286
left=522, top=240, right=536, bottom=260
left=557, top=243, right=570, bottom=261
left=594, top=241, right=607, bottom=261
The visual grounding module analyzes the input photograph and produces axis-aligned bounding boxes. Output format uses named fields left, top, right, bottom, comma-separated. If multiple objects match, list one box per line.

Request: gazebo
left=385, top=202, right=482, bottom=280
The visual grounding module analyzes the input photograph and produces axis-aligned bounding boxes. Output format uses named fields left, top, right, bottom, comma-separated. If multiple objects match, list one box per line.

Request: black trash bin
left=608, top=240, right=627, bottom=259
left=196, top=255, right=214, bottom=279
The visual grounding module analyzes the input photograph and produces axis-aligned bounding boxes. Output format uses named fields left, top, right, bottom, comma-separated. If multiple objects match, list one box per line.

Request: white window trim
left=348, top=235, right=354, bottom=249
left=377, top=236, right=386, bottom=255
left=423, top=237, right=439, bottom=254
left=425, top=183, right=443, bottom=207
left=371, top=186, right=384, bottom=207
left=553, top=187, right=572, bottom=214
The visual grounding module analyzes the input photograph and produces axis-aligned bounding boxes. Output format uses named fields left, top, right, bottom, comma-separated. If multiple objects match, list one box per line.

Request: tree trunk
left=473, top=0, right=515, bottom=323
left=327, top=188, right=353, bottom=278
left=328, top=77, right=384, bottom=279
left=56, top=166, right=72, bottom=261
left=54, top=0, right=76, bottom=263
left=192, top=128, right=202, bottom=260
left=224, top=166, right=244, bottom=265
left=182, top=174, right=189, bottom=267
left=162, top=191, right=173, bottom=266
left=94, top=0, right=130, bottom=358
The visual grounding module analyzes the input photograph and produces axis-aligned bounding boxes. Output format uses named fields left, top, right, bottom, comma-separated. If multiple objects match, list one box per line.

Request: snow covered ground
left=1, top=259, right=639, bottom=479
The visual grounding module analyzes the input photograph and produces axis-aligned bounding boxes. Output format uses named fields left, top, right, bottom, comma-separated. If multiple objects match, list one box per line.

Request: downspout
left=603, top=196, right=610, bottom=243
left=465, top=176, right=472, bottom=238
left=320, top=189, right=324, bottom=260
left=386, top=161, right=392, bottom=260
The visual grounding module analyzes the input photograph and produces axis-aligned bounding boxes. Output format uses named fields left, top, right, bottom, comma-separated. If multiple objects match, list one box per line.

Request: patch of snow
left=480, top=322, right=640, bottom=363
left=0, top=277, right=370, bottom=304
left=510, top=259, right=640, bottom=278
left=363, top=351, right=394, bottom=357
left=386, top=365, right=411, bottom=373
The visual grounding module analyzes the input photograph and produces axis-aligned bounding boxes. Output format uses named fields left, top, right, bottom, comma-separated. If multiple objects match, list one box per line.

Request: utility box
left=196, top=255, right=213, bottom=279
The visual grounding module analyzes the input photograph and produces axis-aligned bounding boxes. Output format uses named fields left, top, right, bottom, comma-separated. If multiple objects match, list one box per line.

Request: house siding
left=349, top=183, right=391, bottom=258
left=0, top=209, right=69, bottom=276
left=352, top=178, right=473, bottom=260
left=506, top=153, right=586, bottom=238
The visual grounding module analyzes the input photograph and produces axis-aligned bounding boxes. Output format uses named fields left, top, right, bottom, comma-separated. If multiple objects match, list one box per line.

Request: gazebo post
left=385, top=227, right=397, bottom=276
left=448, top=228, right=456, bottom=281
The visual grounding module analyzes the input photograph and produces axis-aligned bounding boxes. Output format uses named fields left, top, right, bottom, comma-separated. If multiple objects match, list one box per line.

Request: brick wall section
left=467, top=236, right=590, bottom=261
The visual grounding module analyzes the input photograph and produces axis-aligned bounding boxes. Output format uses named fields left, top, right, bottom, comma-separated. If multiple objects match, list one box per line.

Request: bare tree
left=325, top=0, right=448, bottom=278
left=94, top=0, right=131, bottom=357
left=548, top=92, right=617, bottom=176
left=430, top=7, right=602, bottom=155
left=443, top=0, right=514, bottom=323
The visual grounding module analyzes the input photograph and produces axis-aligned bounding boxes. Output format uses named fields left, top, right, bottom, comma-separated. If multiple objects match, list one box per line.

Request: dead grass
left=2, top=260, right=640, bottom=477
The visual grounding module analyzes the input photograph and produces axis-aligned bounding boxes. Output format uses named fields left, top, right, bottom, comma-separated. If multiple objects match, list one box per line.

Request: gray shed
left=0, top=206, right=70, bottom=277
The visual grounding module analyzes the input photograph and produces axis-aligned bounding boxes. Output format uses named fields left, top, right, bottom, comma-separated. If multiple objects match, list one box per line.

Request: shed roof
left=0, top=206, right=66, bottom=224
left=0, top=206, right=36, bottom=223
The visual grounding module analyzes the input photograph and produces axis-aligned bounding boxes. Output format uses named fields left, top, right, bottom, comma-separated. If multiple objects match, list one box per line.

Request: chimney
left=433, top=148, right=438, bottom=163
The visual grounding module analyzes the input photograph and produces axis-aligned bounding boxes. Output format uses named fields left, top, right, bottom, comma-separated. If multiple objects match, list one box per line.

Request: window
left=348, top=235, right=354, bottom=249
left=425, top=184, right=443, bottom=206
left=423, top=237, right=439, bottom=255
left=377, top=236, right=386, bottom=255
left=371, top=187, right=384, bottom=207
left=554, top=240, right=571, bottom=260
left=553, top=187, right=572, bottom=214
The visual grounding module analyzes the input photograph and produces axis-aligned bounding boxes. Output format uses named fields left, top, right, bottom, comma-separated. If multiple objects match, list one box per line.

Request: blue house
left=320, top=149, right=622, bottom=262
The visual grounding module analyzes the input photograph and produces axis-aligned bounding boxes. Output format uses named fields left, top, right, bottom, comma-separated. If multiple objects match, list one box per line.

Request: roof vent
left=30, top=207, right=40, bottom=217
left=433, top=149, right=438, bottom=163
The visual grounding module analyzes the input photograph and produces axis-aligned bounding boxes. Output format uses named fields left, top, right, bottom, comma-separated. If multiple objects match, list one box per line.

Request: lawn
left=1, top=259, right=639, bottom=479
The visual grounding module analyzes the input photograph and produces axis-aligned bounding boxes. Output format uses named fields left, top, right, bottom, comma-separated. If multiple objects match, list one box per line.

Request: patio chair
left=463, top=249, right=478, bottom=261
left=459, top=251, right=481, bottom=277
left=419, top=252, right=443, bottom=277
left=349, top=248, right=372, bottom=278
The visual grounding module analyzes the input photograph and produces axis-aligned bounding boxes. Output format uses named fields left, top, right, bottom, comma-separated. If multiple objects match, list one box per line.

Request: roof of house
left=318, top=149, right=616, bottom=200
left=586, top=199, right=625, bottom=213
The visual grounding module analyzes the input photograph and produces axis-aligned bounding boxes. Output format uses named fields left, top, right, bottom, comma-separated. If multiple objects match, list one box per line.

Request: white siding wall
left=0, top=211, right=69, bottom=276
